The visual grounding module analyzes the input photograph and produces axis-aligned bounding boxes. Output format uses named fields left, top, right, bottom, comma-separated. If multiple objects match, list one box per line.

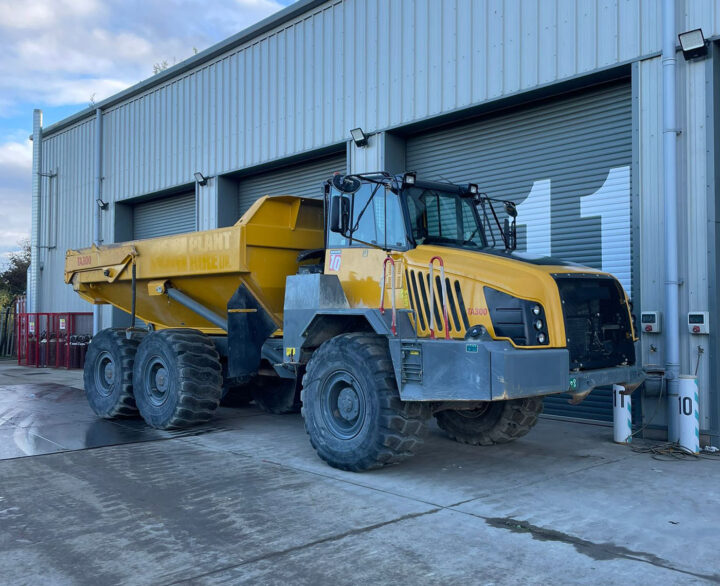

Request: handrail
left=379, top=256, right=397, bottom=336
left=428, top=256, right=450, bottom=340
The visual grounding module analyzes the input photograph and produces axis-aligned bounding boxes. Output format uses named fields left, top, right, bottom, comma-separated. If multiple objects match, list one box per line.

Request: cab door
left=325, top=183, right=409, bottom=309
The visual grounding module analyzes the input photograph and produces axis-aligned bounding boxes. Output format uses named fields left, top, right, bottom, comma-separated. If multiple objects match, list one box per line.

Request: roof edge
left=41, top=0, right=327, bottom=138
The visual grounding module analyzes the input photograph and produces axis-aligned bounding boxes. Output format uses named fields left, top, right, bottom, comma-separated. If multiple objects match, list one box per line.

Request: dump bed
left=65, top=196, right=324, bottom=333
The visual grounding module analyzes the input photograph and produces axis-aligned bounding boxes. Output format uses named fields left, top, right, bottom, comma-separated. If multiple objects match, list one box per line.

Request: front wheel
left=434, top=397, right=543, bottom=445
left=301, top=333, right=427, bottom=472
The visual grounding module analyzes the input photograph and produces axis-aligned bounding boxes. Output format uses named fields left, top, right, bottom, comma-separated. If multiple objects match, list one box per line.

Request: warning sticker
left=328, top=250, right=342, bottom=272
left=59, top=318, right=66, bottom=330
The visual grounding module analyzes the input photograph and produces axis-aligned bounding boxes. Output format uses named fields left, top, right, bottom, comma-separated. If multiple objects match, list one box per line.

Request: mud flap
left=227, top=284, right=278, bottom=379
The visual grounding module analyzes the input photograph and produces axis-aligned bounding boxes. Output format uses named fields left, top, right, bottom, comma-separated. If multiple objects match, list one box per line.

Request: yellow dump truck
left=66, top=172, right=643, bottom=471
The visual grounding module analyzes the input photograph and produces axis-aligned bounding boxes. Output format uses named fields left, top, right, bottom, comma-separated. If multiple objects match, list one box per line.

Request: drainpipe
left=29, top=109, right=43, bottom=313
left=662, top=0, right=681, bottom=442
left=93, top=108, right=103, bottom=335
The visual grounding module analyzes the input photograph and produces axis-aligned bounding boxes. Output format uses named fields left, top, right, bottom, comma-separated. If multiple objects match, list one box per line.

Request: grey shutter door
left=133, top=192, right=196, bottom=240
left=237, top=153, right=346, bottom=216
left=406, top=81, right=632, bottom=423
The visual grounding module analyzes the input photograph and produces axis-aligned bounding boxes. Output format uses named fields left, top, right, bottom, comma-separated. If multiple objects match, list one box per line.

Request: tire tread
left=301, top=333, right=427, bottom=472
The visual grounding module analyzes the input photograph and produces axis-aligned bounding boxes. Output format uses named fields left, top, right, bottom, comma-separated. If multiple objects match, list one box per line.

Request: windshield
left=327, top=183, right=408, bottom=249
left=404, top=186, right=488, bottom=249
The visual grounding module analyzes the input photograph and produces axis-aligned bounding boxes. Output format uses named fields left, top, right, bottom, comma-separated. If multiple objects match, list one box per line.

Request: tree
left=0, top=240, right=30, bottom=307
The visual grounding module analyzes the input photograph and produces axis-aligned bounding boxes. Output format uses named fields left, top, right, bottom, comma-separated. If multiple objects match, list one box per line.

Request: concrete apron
left=0, top=363, right=718, bottom=584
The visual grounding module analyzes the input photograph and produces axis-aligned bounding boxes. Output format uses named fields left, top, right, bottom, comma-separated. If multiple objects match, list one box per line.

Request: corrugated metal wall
left=237, top=153, right=346, bottom=215
left=38, top=119, right=96, bottom=313
left=37, top=0, right=717, bottom=314
left=407, top=82, right=633, bottom=292
left=406, top=82, right=632, bottom=421
left=65, top=0, right=674, bottom=206
left=133, top=192, right=196, bottom=239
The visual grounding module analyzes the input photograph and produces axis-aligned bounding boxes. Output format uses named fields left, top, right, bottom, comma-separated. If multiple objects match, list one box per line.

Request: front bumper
left=388, top=338, right=645, bottom=402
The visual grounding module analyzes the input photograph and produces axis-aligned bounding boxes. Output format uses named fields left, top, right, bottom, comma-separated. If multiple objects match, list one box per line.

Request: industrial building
left=29, top=0, right=720, bottom=439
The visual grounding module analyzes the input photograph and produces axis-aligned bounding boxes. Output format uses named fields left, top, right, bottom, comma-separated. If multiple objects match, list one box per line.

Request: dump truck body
left=66, top=196, right=324, bottom=333
left=66, top=172, right=643, bottom=471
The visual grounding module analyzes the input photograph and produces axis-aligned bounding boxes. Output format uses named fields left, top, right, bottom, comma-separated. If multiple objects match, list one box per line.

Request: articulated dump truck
left=65, top=173, right=643, bottom=471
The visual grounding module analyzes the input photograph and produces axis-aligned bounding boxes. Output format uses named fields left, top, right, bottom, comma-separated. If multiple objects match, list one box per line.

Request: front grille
left=554, top=275, right=635, bottom=370
left=406, top=269, right=468, bottom=337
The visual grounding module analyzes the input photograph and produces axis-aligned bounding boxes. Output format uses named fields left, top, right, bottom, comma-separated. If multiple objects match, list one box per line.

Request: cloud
left=0, top=0, right=286, bottom=113
left=0, top=0, right=287, bottom=265
left=0, top=139, right=33, bottom=260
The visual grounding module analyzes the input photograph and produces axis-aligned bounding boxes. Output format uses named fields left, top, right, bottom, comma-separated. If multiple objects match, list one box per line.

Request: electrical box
left=688, top=311, right=709, bottom=335
left=640, top=311, right=661, bottom=334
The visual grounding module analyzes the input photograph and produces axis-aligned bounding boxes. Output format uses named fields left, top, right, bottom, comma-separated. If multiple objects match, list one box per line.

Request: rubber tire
left=252, top=375, right=301, bottom=414
left=434, top=397, right=543, bottom=446
left=301, top=333, right=427, bottom=472
left=83, top=328, right=141, bottom=418
left=133, top=329, right=222, bottom=429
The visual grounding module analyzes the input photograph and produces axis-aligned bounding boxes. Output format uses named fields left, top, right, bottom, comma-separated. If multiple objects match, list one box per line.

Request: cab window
left=327, top=184, right=407, bottom=249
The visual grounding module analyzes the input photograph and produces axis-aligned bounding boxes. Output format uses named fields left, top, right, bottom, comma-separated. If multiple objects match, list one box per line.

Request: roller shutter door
left=237, top=153, right=346, bottom=215
left=133, top=192, right=196, bottom=240
left=406, top=81, right=632, bottom=423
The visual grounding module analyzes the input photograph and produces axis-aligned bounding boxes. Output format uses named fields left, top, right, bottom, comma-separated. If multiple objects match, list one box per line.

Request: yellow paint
left=65, top=196, right=324, bottom=332
left=228, top=308, right=258, bottom=313
left=325, top=243, right=637, bottom=348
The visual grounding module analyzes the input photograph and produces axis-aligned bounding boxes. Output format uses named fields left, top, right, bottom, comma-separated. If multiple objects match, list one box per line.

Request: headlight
left=483, top=287, right=549, bottom=346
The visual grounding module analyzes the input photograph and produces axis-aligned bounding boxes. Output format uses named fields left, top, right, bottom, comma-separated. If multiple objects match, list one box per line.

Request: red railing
left=428, top=256, right=450, bottom=340
left=379, top=256, right=397, bottom=336
left=17, top=312, right=93, bottom=369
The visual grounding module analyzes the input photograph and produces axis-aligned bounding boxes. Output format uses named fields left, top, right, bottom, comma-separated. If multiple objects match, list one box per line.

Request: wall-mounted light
left=350, top=127, right=369, bottom=147
left=678, top=28, right=708, bottom=60
left=194, top=172, right=208, bottom=186
left=402, top=172, right=416, bottom=187
left=96, top=198, right=109, bottom=210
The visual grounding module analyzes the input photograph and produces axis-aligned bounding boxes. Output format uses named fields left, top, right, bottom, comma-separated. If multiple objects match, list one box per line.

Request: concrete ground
left=0, top=359, right=719, bottom=585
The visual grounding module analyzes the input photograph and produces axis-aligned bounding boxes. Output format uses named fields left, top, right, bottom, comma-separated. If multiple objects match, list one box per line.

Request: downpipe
left=662, top=0, right=681, bottom=442
left=93, top=108, right=103, bottom=335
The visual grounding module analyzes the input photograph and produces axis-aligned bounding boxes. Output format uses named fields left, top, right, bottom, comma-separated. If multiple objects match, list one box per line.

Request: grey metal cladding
left=237, top=153, right=346, bottom=215
left=44, top=0, right=675, bottom=204
left=406, top=82, right=632, bottom=287
left=133, top=192, right=196, bottom=240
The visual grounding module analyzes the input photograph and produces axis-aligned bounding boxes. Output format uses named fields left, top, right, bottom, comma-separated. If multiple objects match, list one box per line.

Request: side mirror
left=503, top=217, right=517, bottom=251
left=504, top=201, right=518, bottom=218
left=330, top=195, right=350, bottom=235
left=332, top=173, right=362, bottom=194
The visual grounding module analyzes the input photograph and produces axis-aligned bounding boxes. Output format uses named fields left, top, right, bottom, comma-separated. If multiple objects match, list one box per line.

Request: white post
left=613, top=384, right=632, bottom=444
left=677, top=376, right=700, bottom=454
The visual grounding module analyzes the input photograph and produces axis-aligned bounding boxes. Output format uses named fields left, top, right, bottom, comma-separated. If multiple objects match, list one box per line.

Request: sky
left=0, top=0, right=292, bottom=268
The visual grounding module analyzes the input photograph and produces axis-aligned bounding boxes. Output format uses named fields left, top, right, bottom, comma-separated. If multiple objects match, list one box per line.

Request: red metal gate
left=17, top=312, right=93, bottom=368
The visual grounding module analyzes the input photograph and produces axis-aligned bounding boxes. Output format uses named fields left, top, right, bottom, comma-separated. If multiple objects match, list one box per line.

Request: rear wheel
left=301, top=333, right=427, bottom=472
left=133, top=329, right=222, bottom=429
left=434, top=397, right=543, bottom=445
left=83, top=328, right=142, bottom=418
